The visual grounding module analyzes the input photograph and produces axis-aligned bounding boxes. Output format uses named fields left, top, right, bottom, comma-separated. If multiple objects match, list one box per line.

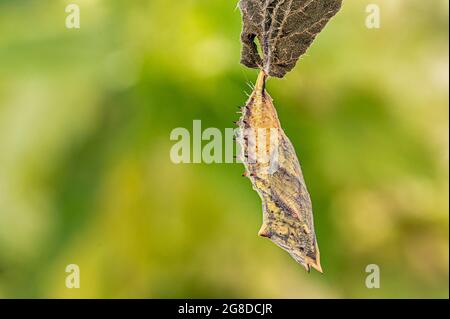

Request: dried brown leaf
left=239, top=0, right=342, bottom=78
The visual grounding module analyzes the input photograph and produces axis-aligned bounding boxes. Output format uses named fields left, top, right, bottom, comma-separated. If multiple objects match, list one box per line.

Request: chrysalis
left=236, top=71, right=322, bottom=272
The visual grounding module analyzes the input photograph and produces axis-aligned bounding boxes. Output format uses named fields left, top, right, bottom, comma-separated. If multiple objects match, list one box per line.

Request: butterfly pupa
left=236, top=70, right=322, bottom=273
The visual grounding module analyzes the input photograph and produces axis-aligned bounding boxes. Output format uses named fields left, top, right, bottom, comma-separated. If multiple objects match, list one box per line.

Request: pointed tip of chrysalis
left=303, top=257, right=323, bottom=274
left=304, top=243, right=323, bottom=274
left=314, top=242, right=323, bottom=273
left=311, top=260, right=323, bottom=274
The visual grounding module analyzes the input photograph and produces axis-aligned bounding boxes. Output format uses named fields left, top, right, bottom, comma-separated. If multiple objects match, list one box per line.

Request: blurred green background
left=0, top=0, right=448, bottom=298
